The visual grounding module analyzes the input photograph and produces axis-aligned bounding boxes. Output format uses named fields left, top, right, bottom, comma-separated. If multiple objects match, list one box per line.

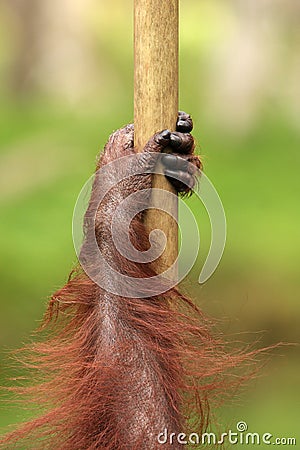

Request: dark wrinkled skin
left=81, top=111, right=201, bottom=288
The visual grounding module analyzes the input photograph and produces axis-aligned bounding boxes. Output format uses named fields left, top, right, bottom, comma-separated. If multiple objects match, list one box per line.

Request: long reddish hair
left=1, top=124, right=262, bottom=449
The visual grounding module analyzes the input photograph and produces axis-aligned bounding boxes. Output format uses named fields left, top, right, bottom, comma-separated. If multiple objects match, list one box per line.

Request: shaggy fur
left=1, top=116, right=256, bottom=449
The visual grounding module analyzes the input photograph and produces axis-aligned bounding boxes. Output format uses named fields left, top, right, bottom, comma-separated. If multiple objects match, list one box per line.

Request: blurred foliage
left=0, top=0, right=299, bottom=446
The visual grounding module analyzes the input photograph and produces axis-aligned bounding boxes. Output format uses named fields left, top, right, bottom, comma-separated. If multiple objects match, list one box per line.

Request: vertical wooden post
left=134, top=0, right=179, bottom=278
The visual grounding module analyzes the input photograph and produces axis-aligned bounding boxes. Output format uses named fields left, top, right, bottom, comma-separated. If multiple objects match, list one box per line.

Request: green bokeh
left=0, top=0, right=299, bottom=447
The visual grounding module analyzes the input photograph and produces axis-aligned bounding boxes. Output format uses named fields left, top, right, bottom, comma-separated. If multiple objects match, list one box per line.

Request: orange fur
left=1, top=123, right=258, bottom=449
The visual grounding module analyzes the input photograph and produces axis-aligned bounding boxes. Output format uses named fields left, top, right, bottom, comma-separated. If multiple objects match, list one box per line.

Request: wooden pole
left=134, top=0, right=179, bottom=278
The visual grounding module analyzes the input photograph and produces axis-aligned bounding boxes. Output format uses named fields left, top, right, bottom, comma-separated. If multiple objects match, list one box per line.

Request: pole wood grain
left=134, top=0, right=179, bottom=279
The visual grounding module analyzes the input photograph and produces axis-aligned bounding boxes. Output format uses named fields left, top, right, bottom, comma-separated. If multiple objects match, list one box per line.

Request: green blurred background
left=0, top=0, right=299, bottom=447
